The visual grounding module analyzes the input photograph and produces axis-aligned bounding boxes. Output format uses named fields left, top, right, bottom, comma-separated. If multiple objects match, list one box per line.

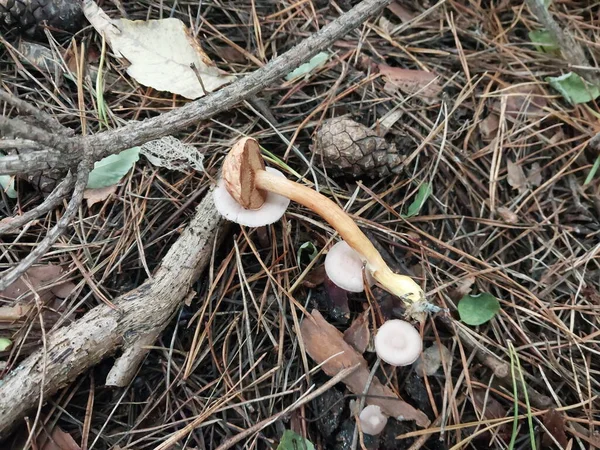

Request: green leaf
left=458, top=292, right=500, bottom=326
left=0, top=175, right=17, bottom=198
left=528, top=29, right=560, bottom=55
left=277, top=430, right=314, bottom=450
left=0, top=338, right=12, bottom=351
left=87, top=147, right=140, bottom=189
left=285, top=52, right=329, bottom=81
left=297, top=241, right=318, bottom=266
left=546, top=72, right=600, bottom=105
left=403, top=182, right=432, bottom=218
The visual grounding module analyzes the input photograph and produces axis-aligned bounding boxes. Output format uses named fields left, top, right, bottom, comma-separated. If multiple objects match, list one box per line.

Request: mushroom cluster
left=213, top=137, right=426, bottom=313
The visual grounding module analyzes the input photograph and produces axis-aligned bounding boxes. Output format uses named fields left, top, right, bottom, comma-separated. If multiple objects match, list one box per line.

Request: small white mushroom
left=358, top=405, right=388, bottom=435
left=213, top=167, right=290, bottom=227
left=374, top=319, right=422, bottom=366
left=324, top=240, right=374, bottom=293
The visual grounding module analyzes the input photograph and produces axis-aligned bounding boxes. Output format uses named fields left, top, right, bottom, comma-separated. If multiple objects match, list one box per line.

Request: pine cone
left=310, top=117, right=403, bottom=177
left=0, top=0, right=82, bottom=35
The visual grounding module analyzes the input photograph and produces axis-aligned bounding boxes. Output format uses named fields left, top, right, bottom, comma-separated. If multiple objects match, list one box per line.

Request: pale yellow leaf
left=83, top=1, right=235, bottom=99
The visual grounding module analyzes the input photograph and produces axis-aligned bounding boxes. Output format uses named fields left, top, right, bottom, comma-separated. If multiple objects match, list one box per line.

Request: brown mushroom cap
left=222, top=137, right=267, bottom=209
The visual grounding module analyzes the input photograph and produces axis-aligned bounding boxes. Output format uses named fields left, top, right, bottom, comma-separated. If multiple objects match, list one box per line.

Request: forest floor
left=1, top=0, right=600, bottom=449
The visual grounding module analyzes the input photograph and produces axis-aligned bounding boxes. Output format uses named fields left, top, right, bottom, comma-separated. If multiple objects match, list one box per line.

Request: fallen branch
left=0, top=192, right=224, bottom=438
left=0, top=173, right=75, bottom=235
left=0, top=0, right=393, bottom=176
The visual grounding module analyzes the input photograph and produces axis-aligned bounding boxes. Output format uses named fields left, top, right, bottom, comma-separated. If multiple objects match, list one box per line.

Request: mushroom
left=214, top=137, right=426, bottom=311
left=358, top=405, right=388, bottom=435
left=324, top=240, right=374, bottom=293
left=374, top=319, right=422, bottom=366
left=213, top=167, right=290, bottom=227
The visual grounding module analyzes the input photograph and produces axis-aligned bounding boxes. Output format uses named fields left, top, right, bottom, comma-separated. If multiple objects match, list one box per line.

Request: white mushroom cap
left=358, top=405, right=388, bottom=435
left=374, top=319, right=422, bottom=366
left=212, top=167, right=290, bottom=227
left=324, top=240, right=374, bottom=292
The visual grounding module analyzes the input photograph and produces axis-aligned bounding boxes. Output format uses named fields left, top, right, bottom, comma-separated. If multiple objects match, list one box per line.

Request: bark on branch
left=0, top=192, right=224, bottom=438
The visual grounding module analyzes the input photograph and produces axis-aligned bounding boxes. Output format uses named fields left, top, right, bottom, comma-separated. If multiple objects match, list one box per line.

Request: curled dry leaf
left=479, top=113, right=499, bottom=142
left=506, top=160, right=527, bottom=194
left=84, top=185, right=118, bottom=208
left=343, top=311, right=370, bottom=354
left=414, top=343, right=452, bottom=376
left=378, top=65, right=442, bottom=102
left=496, top=207, right=519, bottom=224
left=528, top=162, right=543, bottom=187
left=301, top=264, right=327, bottom=289
left=83, top=0, right=235, bottom=99
left=299, top=309, right=430, bottom=427
left=448, top=276, right=475, bottom=302
left=471, top=390, right=509, bottom=440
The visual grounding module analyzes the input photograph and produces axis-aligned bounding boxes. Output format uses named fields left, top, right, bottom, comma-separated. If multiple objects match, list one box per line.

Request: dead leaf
left=492, top=85, right=547, bottom=119
left=39, top=427, right=81, bottom=450
left=83, top=0, right=235, bottom=99
left=301, top=265, right=327, bottom=289
left=496, top=207, right=519, bottom=224
left=0, top=265, right=76, bottom=303
left=343, top=311, right=370, bottom=354
left=448, top=277, right=475, bottom=302
left=378, top=16, right=394, bottom=34
left=414, top=343, right=452, bottom=376
left=479, top=114, right=499, bottom=142
left=84, top=185, right=118, bottom=208
left=386, top=2, right=416, bottom=22
left=528, top=162, right=543, bottom=187
left=506, top=160, right=527, bottom=193
left=542, top=409, right=568, bottom=448
left=300, top=309, right=430, bottom=427
left=379, top=65, right=442, bottom=101
left=217, top=46, right=247, bottom=64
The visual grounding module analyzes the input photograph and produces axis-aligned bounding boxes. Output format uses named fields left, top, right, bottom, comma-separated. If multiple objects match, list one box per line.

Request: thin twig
left=0, top=90, right=71, bottom=135
left=0, top=162, right=90, bottom=291
left=0, top=172, right=75, bottom=235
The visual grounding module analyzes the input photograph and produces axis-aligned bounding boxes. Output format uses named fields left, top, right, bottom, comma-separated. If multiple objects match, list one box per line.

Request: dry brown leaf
left=0, top=265, right=75, bottom=303
left=479, top=113, right=499, bottom=142
left=40, top=427, right=81, bottom=450
left=542, top=409, right=568, bottom=448
left=496, top=207, right=519, bottom=224
left=471, top=390, right=509, bottom=439
left=83, top=1, right=235, bottom=99
left=301, top=265, right=327, bottom=289
left=343, top=311, right=370, bottom=354
left=492, top=85, right=547, bottom=119
left=378, top=65, right=442, bottom=101
left=528, top=162, right=543, bottom=187
left=454, top=277, right=475, bottom=299
left=84, top=185, right=118, bottom=208
left=506, top=160, right=527, bottom=193
left=378, top=16, right=394, bottom=34
left=300, top=309, right=430, bottom=427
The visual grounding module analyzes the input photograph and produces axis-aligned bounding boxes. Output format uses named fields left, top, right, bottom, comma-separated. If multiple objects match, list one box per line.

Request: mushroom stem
left=254, top=170, right=424, bottom=305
